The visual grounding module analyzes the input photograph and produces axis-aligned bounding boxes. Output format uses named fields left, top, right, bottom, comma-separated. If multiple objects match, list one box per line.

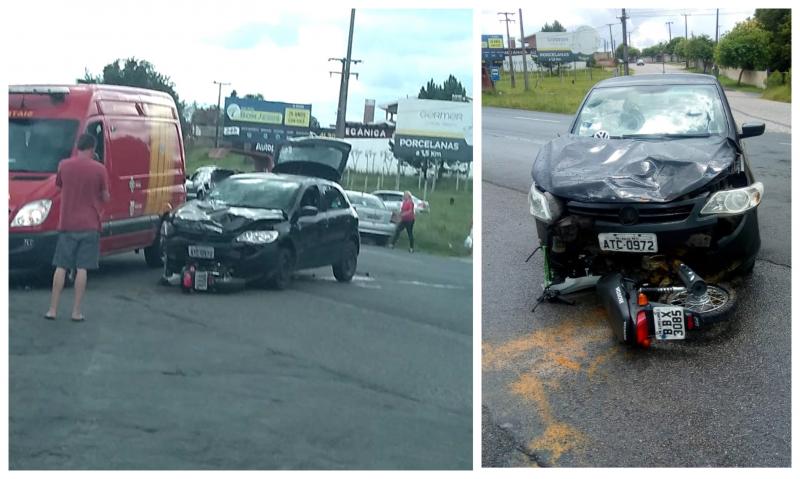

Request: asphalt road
left=10, top=245, right=472, bottom=469
left=481, top=105, right=791, bottom=467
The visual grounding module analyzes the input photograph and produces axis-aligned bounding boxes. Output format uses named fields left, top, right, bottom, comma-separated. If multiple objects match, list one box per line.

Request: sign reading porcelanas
left=394, top=99, right=473, bottom=163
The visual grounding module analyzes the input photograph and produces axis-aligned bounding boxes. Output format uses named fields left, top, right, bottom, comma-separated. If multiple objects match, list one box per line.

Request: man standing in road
left=45, top=133, right=109, bottom=322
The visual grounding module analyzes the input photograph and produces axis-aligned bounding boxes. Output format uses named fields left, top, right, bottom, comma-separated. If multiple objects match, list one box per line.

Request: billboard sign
left=394, top=99, right=473, bottom=163
left=481, top=34, right=505, bottom=63
left=222, top=97, right=312, bottom=155
left=534, top=26, right=598, bottom=63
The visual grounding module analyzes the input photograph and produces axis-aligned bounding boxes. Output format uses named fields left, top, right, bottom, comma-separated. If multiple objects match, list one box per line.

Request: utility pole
left=606, top=23, right=615, bottom=58
left=330, top=9, right=359, bottom=138
left=213, top=80, right=230, bottom=148
left=665, top=21, right=673, bottom=43
left=714, top=9, right=720, bottom=77
left=498, top=11, right=516, bottom=88
left=619, top=9, right=629, bottom=75
left=681, top=13, right=690, bottom=69
left=518, top=8, right=529, bottom=91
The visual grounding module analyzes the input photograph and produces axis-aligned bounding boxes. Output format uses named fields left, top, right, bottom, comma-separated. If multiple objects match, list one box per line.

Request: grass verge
left=343, top=172, right=473, bottom=257
left=482, top=68, right=614, bottom=114
left=684, top=67, right=791, bottom=103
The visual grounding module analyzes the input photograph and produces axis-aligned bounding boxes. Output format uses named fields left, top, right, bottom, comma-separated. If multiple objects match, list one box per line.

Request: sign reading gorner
left=394, top=99, right=472, bottom=163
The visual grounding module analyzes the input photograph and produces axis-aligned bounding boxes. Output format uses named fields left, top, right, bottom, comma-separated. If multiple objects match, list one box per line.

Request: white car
left=636, top=59, right=645, bottom=66
left=372, top=190, right=430, bottom=214
left=345, top=191, right=395, bottom=245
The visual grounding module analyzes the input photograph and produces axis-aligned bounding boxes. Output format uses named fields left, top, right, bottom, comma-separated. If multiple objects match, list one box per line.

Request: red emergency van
left=9, top=84, right=186, bottom=278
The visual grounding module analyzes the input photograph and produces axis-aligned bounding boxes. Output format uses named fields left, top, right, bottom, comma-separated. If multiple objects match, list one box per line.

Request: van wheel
left=144, top=228, right=164, bottom=268
left=332, top=241, right=358, bottom=282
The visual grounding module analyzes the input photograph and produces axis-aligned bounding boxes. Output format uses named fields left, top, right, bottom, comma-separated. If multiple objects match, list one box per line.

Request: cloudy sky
left=5, top=1, right=472, bottom=127
left=481, top=7, right=753, bottom=52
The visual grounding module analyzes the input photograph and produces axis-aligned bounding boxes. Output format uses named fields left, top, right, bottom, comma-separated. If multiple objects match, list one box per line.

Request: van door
left=105, top=118, right=157, bottom=253
left=83, top=119, right=115, bottom=254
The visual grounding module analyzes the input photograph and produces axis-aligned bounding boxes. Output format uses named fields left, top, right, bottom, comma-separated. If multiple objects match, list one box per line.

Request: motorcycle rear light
left=636, top=310, right=651, bottom=348
left=637, top=293, right=649, bottom=306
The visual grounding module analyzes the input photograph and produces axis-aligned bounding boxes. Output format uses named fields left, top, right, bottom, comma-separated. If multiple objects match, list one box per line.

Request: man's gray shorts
left=52, top=231, right=100, bottom=270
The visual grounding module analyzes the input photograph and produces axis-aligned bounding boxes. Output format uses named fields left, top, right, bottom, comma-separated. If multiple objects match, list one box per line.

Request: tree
left=754, top=9, right=791, bottom=73
left=673, top=38, right=689, bottom=60
left=715, top=19, right=771, bottom=85
left=684, top=35, right=715, bottom=73
left=79, top=57, right=188, bottom=136
left=230, top=89, right=238, bottom=98
left=664, top=36, right=684, bottom=57
left=540, top=20, right=567, bottom=32
left=418, top=75, right=467, bottom=101
left=244, top=93, right=265, bottom=101
left=615, top=44, right=640, bottom=61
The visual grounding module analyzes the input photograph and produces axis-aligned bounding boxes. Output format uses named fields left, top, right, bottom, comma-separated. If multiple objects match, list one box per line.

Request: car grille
left=566, top=201, right=696, bottom=224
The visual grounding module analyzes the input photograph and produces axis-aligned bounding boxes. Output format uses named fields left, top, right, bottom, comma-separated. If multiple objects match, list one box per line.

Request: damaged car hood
left=532, top=135, right=737, bottom=202
left=173, top=200, right=286, bottom=233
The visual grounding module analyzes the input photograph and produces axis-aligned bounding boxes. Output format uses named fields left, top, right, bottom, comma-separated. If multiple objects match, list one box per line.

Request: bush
left=766, top=70, right=785, bottom=88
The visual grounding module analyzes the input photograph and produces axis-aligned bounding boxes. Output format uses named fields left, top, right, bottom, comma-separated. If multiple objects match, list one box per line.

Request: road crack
left=756, top=257, right=791, bottom=269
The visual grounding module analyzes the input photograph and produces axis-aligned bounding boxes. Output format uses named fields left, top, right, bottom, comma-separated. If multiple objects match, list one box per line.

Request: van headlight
left=528, top=183, right=562, bottom=223
left=700, top=182, right=763, bottom=216
left=10, top=199, right=52, bottom=227
left=236, top=230, right=279, bottom=244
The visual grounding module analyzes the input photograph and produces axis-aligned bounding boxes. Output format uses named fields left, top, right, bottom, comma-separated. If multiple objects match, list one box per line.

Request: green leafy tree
left=615, top=44, right=640, bottom=61
left=715, top=19, right=771, bottom=85
left=243, top=93, right=265, bottom=101
left=664, top=36, right=684, bottom=56
left=685, top=35, right=715, bottom=73
left=540, top=20, right=567, bottom=32
left=79, top=57, right=188, bottom=136
left=418, top=75, right=467, bottom=101
left=754, top=9, right=791, bottom=73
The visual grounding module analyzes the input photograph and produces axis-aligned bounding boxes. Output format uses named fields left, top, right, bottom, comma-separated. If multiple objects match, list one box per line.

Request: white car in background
left=372, top=189, right=430, bottom=214
left=345, top=191, right=396, bottom=245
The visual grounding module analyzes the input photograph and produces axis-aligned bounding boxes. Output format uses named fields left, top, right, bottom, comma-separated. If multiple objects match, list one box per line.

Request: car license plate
left=194, top=271, right=209, bottom=291
left=653, top=306, right=685, bottom=340
left=598, top=233, right=657, bottom=253
left=188, top=245, right=214, bottom=259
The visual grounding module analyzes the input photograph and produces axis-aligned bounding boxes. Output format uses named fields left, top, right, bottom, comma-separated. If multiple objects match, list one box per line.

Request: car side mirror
left=740, top=122, right=765, bottom=139
left=299, top=205, right=318, bottom=217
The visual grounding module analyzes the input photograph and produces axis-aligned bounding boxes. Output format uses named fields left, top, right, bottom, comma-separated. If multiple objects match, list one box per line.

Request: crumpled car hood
left=173, top=200, right=285, bottom=234
left=531, top=135, right=737, bottom=202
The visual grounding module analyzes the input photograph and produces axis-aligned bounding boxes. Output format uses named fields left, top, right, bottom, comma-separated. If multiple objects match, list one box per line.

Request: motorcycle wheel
left=662, top=283, right=737, bottom=322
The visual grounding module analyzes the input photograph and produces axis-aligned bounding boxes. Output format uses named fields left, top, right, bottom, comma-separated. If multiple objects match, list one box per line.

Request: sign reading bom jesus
left=222, top=97, right=312, bottom=155
left=394, top=99, right=473, bottom=163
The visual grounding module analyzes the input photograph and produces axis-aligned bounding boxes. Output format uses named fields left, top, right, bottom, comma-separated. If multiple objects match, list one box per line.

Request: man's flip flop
left=71, top=316, right=85, bottom=322
left=44, top=314, right=56, bottom=321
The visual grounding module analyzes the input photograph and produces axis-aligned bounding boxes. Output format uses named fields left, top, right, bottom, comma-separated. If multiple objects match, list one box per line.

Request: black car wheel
left=144, top=226, right=164, bottom=268
left=269, top=247, right=294, bottom=290
left=332, top=241, right=358, bottom=283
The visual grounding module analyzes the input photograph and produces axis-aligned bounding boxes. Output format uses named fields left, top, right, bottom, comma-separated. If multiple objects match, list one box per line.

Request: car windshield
left=573, top=84, right=728, bottom=138
left=348, top=193, right=385, bottom=209
left=208, top=177, right=300, bottom=211
left=9, top=119, right=79, bottom=172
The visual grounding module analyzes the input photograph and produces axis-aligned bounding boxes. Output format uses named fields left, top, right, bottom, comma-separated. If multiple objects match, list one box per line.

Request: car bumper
left=358, top=222, right=395, bottom=237
left=163, top=234, right=283, bottom=283
left=9, top=231, right=59, bottom=274
left=537, top=197, right=761, bottom=278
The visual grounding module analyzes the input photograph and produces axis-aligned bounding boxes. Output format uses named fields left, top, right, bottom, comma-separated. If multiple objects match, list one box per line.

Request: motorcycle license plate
left=188, top=245, right=214, bottom=259
left=598, top=233, right=657, bottom=253
left=194, top=271, right=209, bottom=291
left=653, top=306, right=685, bottom=340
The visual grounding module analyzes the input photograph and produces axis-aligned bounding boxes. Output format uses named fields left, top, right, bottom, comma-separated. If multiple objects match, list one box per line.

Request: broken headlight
left=528, top=183, right=562, bottom=223
left=236, top=230, right=279, bottom=244
left=700, top=182, right=763, bottom=216
left=10, top=199, right=52, bottom=227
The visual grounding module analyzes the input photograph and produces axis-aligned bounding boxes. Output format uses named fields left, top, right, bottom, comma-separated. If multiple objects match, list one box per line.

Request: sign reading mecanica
left=223, top=97, right=312, bottom=154
left=394, top=99, right=472, bottom=163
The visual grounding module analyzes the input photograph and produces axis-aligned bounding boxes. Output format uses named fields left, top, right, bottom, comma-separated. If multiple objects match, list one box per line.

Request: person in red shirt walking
left=391, top=191, right=416, bottom=253
left=45, top=134, right=110, bottom=322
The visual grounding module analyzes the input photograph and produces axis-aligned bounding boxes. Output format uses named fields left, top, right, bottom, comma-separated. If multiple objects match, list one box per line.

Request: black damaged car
left=160, top=137, right=359, bottom=291
left=529, top=74, right=765, bottom=344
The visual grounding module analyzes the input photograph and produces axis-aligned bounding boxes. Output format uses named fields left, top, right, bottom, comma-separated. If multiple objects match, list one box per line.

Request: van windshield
left=9, top=119, right=79, bottom=172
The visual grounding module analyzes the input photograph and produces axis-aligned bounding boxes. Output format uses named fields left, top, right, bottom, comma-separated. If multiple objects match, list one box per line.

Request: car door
left=319, top=184, right=352, bottom=262
left=294, top=184, right=325, bottom=269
